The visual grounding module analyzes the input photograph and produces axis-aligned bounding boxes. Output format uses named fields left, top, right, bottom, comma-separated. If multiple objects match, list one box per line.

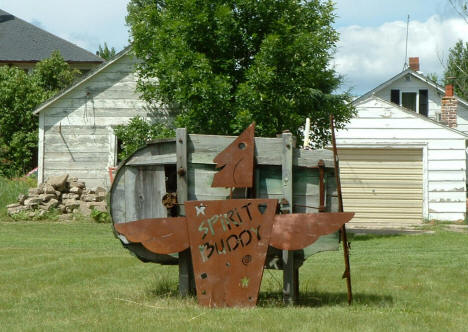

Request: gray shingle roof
left=0, top=9, right=104, bottom=63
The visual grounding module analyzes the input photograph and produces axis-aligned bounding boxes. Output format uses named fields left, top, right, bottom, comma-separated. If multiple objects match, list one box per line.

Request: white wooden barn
left=34, top=47, right=150, bottom=188
left=336, top=97, right=467, bottom=225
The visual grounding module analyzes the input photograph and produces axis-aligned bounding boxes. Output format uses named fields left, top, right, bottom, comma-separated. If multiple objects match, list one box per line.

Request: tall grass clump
left=0, top=176, right=36, bottom=218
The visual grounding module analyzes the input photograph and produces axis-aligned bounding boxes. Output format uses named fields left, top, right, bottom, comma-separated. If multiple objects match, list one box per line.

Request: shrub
left=114, top=116, right=174, bottom=161
left=90, top=208, right=111, bottom=223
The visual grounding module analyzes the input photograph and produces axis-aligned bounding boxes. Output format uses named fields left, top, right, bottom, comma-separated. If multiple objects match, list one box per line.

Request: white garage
left=339, top=148, right=423, bottom=224
left=335, top=97, right=467, bottom=225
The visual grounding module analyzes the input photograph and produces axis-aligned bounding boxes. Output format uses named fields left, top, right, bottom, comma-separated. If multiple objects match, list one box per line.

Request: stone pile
left=7, top=174, right=107, bottom=218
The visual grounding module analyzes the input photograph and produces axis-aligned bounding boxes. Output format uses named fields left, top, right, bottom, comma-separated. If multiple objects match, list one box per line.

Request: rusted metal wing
left=114, top=217, right=189, bottom=254
left=185, top=199, right=278, bottom=307
left=211, top=122, right=255, bottom=188
left=270, top=212, right=354, bottom=250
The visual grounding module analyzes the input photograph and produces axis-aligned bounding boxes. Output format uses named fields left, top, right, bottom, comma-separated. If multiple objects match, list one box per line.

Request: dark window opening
left=402, top=92, right=417, bottom=112
left=391, top=89, right=400, bottom=105
left=164, top=165, right=177, bottom=216
left=419, top=89, right=428, bottom=117
left=164, top=165, right=177, bottom=193
left=116, top=137, right=124, bottom=164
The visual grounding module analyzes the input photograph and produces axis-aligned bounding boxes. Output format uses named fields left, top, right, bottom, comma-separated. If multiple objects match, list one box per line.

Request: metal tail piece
left=211, top=122, right=255, bottom=188
left=114, top=217, right=189, bottom=254
left=270, top=212, right=354, bottom=250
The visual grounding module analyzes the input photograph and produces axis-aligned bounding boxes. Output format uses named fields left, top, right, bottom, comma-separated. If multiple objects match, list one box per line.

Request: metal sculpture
left=185, top=199, right=278, bottom=307
left=211, top=122, right=255, bottom=188
left=113, top=123, right=354, bottom=307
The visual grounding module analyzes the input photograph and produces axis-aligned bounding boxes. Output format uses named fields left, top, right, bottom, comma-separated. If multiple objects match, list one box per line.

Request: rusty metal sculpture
left=185, top=199, right=277, bottom=307
left=114, top=207, right=353, bottom=307
left=113, top=123, right=354, bottom=307
left=211, top=122, right=255, bottom=188
left=114, top=217, right=188, bottom=254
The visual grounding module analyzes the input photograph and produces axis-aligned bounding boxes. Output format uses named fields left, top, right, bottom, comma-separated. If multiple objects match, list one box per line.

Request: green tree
left=444, top=40, right=468, bottom=100
left=33, top=51, right=80, bottom=92
left=426, top=72, right=441, bottom=85
left=96, top=43, right=117, bottom=60
left=0, top=67, right=45, bottom=176
left=126, top=0, right=354, bottom=145
left=114, top=116, right=174, bottom=161
left=0, top=52, right=79, bottom=177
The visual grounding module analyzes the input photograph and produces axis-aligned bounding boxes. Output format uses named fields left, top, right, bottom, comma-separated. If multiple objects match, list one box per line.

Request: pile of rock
left=7, top=174, right=107, bottom=218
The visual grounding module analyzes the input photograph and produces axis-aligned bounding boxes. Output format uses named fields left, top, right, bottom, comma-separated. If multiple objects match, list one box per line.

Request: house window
left=419, top=89, right=428, bottom=117
left=390, top=88, right=429, bottom=117
left=391, top=89, right=400, bottom=105
left=402, top=92, right=417, bottom=112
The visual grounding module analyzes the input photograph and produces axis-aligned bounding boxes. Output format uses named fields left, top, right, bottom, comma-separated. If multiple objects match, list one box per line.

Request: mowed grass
left=0, top=221, right=467, bottom=332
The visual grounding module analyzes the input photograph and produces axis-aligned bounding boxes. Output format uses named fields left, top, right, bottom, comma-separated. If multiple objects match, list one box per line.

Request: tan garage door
left=338, top=148, right=423, bottom=225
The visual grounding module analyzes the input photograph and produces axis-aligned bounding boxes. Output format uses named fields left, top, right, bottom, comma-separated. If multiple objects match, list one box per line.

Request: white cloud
left=334, top=15, right=468, bottom=95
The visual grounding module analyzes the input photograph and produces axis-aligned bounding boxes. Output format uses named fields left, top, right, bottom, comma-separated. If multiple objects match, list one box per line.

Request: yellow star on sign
left=240, top=277, right=249, bottom=288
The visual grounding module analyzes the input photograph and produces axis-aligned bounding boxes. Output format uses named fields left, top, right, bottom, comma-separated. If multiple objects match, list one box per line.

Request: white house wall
left=454, top=103, right=468, bottom=134
left=40, top=54, right=150, bottom=188
left=373, top=74, right=468, bottom=136
left=336, top=98, right=467, bottom=222
left=375, top=76, right=444, bottom=119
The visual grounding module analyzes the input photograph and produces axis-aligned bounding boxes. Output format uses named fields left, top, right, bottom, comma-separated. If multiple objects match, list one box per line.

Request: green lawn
left=0, top=176, right=36, bottom=219
left=0, top=221, right=467, bottom=332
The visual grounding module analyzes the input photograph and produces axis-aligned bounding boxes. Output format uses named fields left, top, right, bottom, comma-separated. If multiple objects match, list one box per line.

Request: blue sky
left=2, top=0, right=467, bottom=95
left=334, top=0, right=453, bottom=27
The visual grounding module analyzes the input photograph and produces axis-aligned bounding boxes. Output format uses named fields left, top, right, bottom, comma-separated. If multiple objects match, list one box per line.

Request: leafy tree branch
left=126, top=0, right=355, bottom=146
left=0, top=51, right=79, bottom=177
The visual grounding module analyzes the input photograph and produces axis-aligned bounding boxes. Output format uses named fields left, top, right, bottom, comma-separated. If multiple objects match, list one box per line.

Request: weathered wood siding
left=39, top=53, right=150, bottom=188
left=110, top=136, right=340, bottom=267
left=336, top=97, right=467, bottom=223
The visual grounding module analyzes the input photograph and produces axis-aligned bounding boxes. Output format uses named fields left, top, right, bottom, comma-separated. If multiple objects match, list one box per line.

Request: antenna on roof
left=403, top=15, right=410, bottom=70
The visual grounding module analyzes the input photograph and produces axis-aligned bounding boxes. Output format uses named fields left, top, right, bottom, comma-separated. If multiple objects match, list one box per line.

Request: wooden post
left=303, top=118, right=310, bottom=148
left=281, top=131, right=297, bottom=304
left=176, top=128, right=195, bottom=296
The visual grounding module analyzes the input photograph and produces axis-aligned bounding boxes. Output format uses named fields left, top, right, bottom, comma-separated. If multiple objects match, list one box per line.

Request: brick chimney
left=440, top=84, right=457, bottom=128
left=409, top=57, right=420, bottom=71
